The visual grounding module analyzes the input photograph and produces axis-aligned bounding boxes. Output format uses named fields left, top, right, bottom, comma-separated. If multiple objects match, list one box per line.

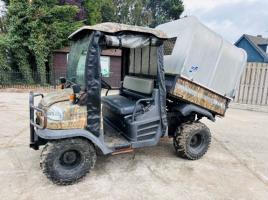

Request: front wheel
left=173, top=122, right=211, bottom=160
left=40, top=138, right=96, bottom=185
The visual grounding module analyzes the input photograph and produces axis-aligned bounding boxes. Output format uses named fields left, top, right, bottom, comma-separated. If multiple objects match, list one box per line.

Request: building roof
left=102, top=49, right=122, bottom=57
left=53, top=47, right=70, bottom=53
left=53, top=46, right=122, bottom=57
left=236, top=34, right=268, bottom=60
left=246, top=34, right=268, bottom=45
left=69, top=22, right=168, bottom=40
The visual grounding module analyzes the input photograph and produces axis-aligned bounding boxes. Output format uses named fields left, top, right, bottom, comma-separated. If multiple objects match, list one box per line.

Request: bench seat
left=102, top=95, right=143, bottom=115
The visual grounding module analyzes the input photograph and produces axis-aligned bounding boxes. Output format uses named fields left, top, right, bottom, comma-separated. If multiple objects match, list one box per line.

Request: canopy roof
left=69, top=22, right=168, bottom=40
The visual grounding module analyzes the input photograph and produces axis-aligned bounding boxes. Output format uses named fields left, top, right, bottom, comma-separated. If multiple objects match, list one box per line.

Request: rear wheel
left=40, top=138, right=96, bottom=185
left=173, top=122, right=211, bottom=160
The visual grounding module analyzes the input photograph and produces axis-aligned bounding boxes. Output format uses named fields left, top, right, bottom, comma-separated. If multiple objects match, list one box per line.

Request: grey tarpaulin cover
left=105, top=35, right=162, bottom=48
left=69, top=22, right=168, bottom=40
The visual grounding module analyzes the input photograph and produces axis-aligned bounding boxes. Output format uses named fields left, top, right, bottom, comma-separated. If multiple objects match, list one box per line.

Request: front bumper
left=29, top=92, right=47, bottom=150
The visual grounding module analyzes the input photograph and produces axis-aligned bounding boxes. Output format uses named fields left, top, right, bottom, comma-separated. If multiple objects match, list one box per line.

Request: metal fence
left=0, top=70, right=61, bottom=90
left=0, top=69, right=122, bottom=90
left=2, top=63, right=268, bottom=106
left=234, top=62, right=268, bottom=105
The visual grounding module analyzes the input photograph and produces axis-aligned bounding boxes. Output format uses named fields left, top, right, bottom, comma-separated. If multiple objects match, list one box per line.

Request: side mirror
left=59, top=77, right=66, bottom=84
left=70, top=84, right=81, bottom=104
left=72, top=84, right=81, bottom=94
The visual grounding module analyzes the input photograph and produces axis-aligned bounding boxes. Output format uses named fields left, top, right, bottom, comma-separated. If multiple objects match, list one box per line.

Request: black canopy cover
left=84, top=30, right=167, bottom=137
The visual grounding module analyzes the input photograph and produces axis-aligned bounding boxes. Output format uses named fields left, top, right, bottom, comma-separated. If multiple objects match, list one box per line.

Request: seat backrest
left=123, top=76, right=154, bottom=95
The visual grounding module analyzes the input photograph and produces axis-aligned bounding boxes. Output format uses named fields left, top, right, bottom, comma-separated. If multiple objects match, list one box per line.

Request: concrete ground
left=0, top=92, right=268, bottom=200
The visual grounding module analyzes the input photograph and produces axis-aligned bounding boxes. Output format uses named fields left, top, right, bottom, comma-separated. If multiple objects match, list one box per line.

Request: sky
left=0, top=1, right=5, bottom=16
left=182, top=0, right=268, bottom=43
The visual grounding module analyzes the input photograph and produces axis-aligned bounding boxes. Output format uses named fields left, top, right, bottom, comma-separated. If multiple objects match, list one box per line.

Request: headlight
left=47, top=105, right=64, bottom=121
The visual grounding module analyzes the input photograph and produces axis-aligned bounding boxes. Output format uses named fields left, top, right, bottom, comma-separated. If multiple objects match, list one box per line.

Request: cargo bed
left=157, top=16, right=247, bottom=100
left=166, top=74, right=230, bottom=116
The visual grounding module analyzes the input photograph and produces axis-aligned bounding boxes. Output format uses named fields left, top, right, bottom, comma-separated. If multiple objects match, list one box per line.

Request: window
left=67, top=35, right=91, bottom=88
left=163, top=37, right=177, bottom=55
left=129, top=46, right=158, bottom=76
left=100, top=56, right=110, bottom=77
left=76, top=51, right=87, bottom=86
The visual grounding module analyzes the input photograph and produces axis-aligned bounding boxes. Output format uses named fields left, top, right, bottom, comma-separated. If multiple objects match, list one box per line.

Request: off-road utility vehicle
left=29, top=18, right=246, bottom=185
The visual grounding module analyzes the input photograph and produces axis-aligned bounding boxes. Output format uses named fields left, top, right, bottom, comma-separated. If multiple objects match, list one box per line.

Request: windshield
left=67, top=34, right=92, bottom=88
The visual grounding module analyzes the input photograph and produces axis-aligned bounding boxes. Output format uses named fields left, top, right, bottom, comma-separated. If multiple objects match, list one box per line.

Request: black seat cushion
left=102, top=95, right=143, bottom=115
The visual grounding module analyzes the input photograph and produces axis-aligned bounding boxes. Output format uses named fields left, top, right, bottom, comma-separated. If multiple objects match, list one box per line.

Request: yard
left=0, top=92, right=268, bottom=200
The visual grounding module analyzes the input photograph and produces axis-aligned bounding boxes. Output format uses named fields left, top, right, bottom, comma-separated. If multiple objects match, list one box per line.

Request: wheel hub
left=60, top=150, right=81, bottom=167
left=190, top=134, right=203, bottom=148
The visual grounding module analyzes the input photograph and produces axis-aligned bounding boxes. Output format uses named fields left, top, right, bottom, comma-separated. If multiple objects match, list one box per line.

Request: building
left=233, top=34, right=268, bottom=106
left=52, top=47, right=70, bottom=80
left=52, top=48, right=122, bottom=87
left=235, top=34, right=268, bottom=63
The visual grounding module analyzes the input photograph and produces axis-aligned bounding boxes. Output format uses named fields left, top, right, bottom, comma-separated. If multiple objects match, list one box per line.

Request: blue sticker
left=189, top=66, right=199, bottom=73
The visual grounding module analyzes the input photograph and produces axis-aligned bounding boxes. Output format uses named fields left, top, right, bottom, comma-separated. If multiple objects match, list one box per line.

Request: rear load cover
left=157, top=16, right=247, bottom=99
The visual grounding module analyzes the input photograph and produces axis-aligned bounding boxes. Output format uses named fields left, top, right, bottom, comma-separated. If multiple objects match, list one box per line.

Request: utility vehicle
left=29, top=20, right=246, bottom=185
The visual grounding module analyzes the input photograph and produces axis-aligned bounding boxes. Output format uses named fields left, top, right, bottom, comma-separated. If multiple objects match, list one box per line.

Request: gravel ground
left=0, top=92, right=268, bottom=200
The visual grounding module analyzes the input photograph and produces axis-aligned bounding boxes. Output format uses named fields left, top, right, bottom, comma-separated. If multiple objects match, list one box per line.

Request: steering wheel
left=101, top=79, right=112, bottom=90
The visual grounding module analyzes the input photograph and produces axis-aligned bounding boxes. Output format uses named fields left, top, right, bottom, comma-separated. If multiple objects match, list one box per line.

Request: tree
left=113, top=0, right=184, bottom=27
left=59, top=0, right=87, bottom=21
left=1, top=0, right=183, bottom=84
left=100, top=0, right=116, bottom=22
left=4, top=0, right=82, bottom=84
left=83, top=0, right=102, bottom=25
left=148, top=0, right=184, bottom=27
left=0, top=34, right=10, bottom=71
left=59, top=0, right=183, bottom=27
